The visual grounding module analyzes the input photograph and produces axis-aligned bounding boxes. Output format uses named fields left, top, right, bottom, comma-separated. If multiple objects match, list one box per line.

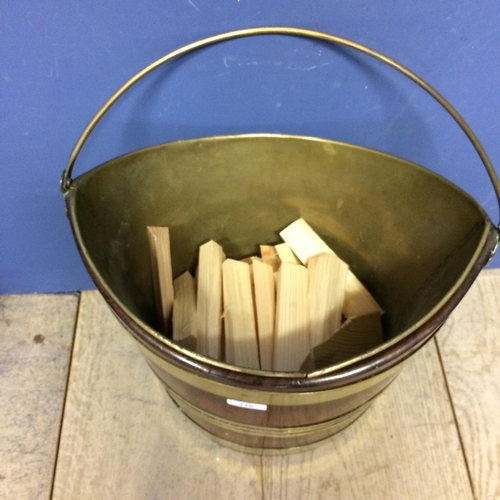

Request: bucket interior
left=67, top=134, right=491, bottom=352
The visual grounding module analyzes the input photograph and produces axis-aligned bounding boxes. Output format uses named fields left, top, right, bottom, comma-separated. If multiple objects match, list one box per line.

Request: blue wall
left=1, top=1, right=500, bottom=294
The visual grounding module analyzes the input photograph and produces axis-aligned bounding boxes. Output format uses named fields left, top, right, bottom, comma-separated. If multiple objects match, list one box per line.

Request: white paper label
left=226, top=398, right=267, bottom=411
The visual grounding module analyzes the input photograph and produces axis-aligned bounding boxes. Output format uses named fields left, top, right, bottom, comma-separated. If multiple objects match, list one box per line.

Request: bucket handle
left=61, top=26, right=500, bottom=232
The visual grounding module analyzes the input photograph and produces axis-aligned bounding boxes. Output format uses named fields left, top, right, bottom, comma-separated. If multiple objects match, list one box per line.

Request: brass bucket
left=61, top=27, right=500, bottom=454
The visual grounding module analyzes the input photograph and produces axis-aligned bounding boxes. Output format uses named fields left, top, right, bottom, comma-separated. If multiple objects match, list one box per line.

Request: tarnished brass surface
left=62, top=27, right=500, bottom=452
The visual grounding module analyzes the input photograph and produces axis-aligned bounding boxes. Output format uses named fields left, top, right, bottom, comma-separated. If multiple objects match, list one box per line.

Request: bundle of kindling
left=147, top=219, right=384, bottom=373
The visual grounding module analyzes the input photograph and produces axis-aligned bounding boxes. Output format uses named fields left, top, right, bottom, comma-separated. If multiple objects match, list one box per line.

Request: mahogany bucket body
left=61, top=28, right=500, bottom=454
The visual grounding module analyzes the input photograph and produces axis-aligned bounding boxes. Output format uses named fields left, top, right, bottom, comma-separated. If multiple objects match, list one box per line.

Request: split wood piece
left=343, top=270, right=384, bottom=317
left=301, top=313, right=384, bottom=372
left=280, top=218, right=383, bottom=316
left=222, top=259, right=260, bottom=370
left=308, top=253, right=349, bottom=348
left=279, top=218, right=333, bottom=265
left=275, top=243, right=301, bottom=265
left=147, top=226, right=174, bottom=333
left=252, top=260, right=276, bottom=371
left=172, top=271, right=197, bottom=344
left=260, top=245, right=281, bottom=272
left=196, top=240, right=225, bottom=361
left=274, top=263, right=310, bottom=372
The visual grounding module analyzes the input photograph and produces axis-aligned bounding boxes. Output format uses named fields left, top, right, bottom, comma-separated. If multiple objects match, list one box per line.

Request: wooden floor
left=1, top=270, right=499, bottom=500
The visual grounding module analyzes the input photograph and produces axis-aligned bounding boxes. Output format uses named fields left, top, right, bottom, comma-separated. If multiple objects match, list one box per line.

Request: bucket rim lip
left=64, top=133, right=497, bottom=389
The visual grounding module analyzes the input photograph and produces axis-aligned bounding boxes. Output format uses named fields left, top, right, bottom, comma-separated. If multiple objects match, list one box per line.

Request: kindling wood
left=196, top=240, right=225, bottom=361
left=252, top=259, right=276, bottom=371
left=222, top=259, right=260, bottom=370
left=147, top=226, right=174, bottom=333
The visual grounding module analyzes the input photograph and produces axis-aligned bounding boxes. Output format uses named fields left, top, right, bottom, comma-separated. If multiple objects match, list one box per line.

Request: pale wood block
left=343, top=270, right=384, bottom=317
left=301, top=313, right=384, bottom=372
left=262, top=340, right=474, bottom=500
left=279, top=218, right=333, bottom=265
left=196, top=240, right=225, bottom=361
left=279, top=219, right=383, bottom=317
left=0, top=294, right=78, bottom=500
left=172, top=271, right=196, bottom=344
left=252, top=260, right=275, bottom=371
left=273, top=263, right=310, bottom=372
left=437, top=269, right=500, bottom=500
left=260, top=245, right=281, bottom=272
left=147, top=226, right=174, bottom=333
left=307, top=253, right=349, bottom=348
left=222, top=259, right=260, bottom=370
left=52, top=291, right=262, bottom=500
left=275, top=243, right=300, bottom=265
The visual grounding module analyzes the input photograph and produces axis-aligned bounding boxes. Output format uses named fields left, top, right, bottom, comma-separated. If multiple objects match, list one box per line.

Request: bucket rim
left=64, top=133, right=498, bottom=391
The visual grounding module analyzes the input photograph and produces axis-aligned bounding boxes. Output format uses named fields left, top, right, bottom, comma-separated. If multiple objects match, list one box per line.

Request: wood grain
left=302, top=313, right=384, bottom=372
left=343, top=270, right=384, bottom=317
left=262, top=340, right=473, bottom=500
left=222, top=259, right=260, bottom=369
left=307, top=252, right=348, bottom=348
left=273, top=263, right=309, bottom=372
left=252, top=260, right=275, bottom=371
left=0, top=294, right=78, bottom=500
left=196, top=240, right=225, bottom=361
left=437, top=270, right=500, bottom=500
left=279, top=218, right=333, bottom=264
left=147, top=226, right=174, bottom=333
left=172, top=271, right=196, bottom=343
left=52, top=291, right=261, bottom=500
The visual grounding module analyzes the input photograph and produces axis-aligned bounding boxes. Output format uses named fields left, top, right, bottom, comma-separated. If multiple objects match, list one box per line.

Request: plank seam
left=259, top=454, right=265, bottom=500
left=48, top=291, right=82, bottom=500
left=434, top=336, right=476, bottom=500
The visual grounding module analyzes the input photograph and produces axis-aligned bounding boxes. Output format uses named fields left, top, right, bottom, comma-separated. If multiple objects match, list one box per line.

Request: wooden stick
left=343, top=270, right=384, bottom=317
left=279, top=218, right=333, bottom=265
left=252, top=260, right=275, bottom=371
left=172, top=271, right=197, bottom=344
left=301, top=313, right=384, bottom=372
left=147, top=226, right=174, bottom=334
left=222, top=259, right=260, bottom=370
left=273, top=263, right=310, bottom=372
left=308, top=253, right=348, bottom=348
left=279, top=218, right=383, bottom=316
left=196, top=240, right=225, bottom=361
left=260, top=245, right=281, bottom=272
left=275, top=243, right=300, bottom=265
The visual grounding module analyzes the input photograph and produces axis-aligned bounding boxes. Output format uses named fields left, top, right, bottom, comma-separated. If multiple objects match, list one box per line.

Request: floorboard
left=437, top=270, right=500, bottom=500
left=51, top=291, right=262, bottom=500
left=0, top=294, right=78, bottom=500
left=261, top=340, right=473, bottom=500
